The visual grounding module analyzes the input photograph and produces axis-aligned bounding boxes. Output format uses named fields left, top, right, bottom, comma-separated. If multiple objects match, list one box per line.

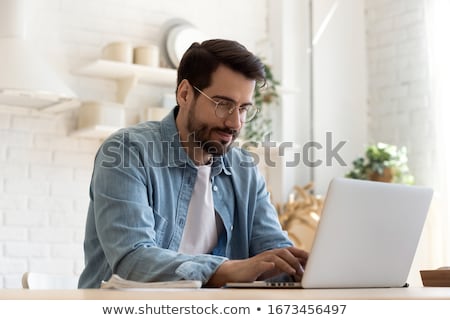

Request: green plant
left=346, top=143, right=415, bottom=184
left=243, top=62, right=280, bottom=142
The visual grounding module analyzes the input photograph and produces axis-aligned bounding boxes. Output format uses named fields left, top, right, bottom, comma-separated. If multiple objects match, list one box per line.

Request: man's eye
left=218, top=101, right=235, bottom=109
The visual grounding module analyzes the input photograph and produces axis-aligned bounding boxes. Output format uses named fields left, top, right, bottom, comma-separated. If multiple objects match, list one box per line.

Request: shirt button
left=213, top=185, right=218, bottom=192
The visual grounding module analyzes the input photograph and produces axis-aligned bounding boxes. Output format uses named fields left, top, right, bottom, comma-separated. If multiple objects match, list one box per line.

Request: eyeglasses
left=193, top=86, right=259, bottom=123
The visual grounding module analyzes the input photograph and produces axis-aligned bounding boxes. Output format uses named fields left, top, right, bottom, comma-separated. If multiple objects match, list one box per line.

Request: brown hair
left=176, top=39, right=266, bottom=95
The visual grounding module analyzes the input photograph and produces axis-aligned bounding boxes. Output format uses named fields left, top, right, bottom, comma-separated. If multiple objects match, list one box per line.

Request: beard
left=186, top=103, right=239, bottom=156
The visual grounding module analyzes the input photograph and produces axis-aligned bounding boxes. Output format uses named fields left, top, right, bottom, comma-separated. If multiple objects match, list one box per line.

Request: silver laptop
left=226, top=177, right=433, bottom=289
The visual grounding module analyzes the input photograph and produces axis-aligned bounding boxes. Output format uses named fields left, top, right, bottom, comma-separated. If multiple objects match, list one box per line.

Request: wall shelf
left=73, top=60, right=177, bottom=103
left=71, top=60, right=176, bottom=139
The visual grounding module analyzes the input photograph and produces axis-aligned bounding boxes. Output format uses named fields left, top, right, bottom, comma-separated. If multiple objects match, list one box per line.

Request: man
left=78, top=39, right=307, bottom=288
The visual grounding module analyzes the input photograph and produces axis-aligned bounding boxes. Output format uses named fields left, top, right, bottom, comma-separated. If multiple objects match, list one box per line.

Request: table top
left=1, top=287, right=450, bottom=300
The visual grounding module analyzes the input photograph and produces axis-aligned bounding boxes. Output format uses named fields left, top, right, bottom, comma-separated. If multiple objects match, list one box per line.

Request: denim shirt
left=78, top=107, right=292, bottom=288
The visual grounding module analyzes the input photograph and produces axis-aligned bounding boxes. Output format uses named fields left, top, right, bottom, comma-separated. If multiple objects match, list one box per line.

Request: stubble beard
left=186, top=103, right=239, bottom=156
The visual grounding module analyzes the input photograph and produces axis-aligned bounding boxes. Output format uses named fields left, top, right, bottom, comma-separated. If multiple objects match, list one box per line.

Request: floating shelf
left=74, top=60, right=177, bottom=85
left=71, top=61, right=176, bottom=139
left=73, top=60, right=177, bottom=103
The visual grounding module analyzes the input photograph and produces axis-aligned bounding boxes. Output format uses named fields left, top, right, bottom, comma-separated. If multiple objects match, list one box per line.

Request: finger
left=300, top=257, right=309, bottom=270
left=252, top=261, right=276, bottom=280
left=273, top=249, right=304, bottom=274
left=268, top=254, right=300, bottom=276
left=256, top=268, right=281, bottom=281
left=286, top=247, right=309, bottom=271
left=286, top=247, right=309, bottom=260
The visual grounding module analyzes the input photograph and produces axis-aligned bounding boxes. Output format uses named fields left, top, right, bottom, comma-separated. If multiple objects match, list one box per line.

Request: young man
left=78, top=39, right=307, bottom=288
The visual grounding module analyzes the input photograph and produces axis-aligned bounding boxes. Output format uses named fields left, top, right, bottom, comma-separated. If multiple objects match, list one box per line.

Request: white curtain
left=424, top=0, right=450, bottom=267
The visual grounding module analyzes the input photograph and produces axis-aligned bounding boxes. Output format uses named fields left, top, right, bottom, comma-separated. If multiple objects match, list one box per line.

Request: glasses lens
left=215, top=103, right=258, bottom=123
left=215, top=101, right=234, bottom=118
left=243, top=105, right=258, bottom=122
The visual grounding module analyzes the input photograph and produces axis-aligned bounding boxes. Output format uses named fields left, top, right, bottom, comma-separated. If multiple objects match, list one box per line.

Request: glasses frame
left=193, top=86, right=259, bottom=123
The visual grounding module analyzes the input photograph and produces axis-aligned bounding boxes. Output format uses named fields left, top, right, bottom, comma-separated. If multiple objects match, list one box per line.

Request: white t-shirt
left=178, top=164, right=219, bottom=254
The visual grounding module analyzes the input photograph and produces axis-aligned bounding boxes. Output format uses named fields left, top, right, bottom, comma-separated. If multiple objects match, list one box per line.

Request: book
left=100, top=274, right=202, bottom=289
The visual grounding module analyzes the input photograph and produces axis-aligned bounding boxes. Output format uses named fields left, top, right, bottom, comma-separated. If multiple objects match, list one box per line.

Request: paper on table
left=100, top=274, right=202, bottom=289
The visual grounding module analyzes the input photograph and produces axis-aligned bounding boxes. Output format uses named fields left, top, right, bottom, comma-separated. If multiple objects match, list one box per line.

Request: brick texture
left=365, top=0, right=432, bottom=185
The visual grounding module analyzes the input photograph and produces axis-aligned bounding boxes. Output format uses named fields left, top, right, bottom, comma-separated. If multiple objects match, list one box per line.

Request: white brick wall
left=0, top=109, right=96, bottom=288
left=0, top=0, right=267, bottom=288
left=366, top=0, right=438, bottom=286
left=365, top=0, right=432, bottom=185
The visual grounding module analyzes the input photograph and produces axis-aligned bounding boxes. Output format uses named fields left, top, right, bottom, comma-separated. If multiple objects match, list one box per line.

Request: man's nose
left=224, top=108, right=242, bottom=130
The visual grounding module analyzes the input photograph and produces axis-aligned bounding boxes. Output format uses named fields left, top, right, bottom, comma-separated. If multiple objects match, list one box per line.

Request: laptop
left=226, top=177, right=433, bottom=289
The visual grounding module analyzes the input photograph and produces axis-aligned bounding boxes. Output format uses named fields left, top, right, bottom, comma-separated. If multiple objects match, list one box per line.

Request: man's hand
left=206, top=247, right=308, bottom=287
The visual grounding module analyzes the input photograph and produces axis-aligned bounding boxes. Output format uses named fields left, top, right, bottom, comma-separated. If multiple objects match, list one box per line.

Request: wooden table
left=1, top=287, right=450, bottom=300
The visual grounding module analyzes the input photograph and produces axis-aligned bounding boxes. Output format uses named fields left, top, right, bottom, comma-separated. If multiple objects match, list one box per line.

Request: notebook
left=226, top=177, right=433, bottom=289
left=101, top=274, right=202, bottom=289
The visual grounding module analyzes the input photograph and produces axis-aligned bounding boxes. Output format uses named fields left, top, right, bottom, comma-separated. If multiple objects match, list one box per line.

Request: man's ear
left=176, top=79, right=193, bottom=108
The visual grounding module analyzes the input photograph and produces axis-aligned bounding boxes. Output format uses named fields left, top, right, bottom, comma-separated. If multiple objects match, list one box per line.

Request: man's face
left=185, top=65, right=255, bottom=156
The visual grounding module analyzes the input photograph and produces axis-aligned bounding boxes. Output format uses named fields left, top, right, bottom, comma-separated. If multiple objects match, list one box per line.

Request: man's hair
left=176, top=39, right=266, bottom=94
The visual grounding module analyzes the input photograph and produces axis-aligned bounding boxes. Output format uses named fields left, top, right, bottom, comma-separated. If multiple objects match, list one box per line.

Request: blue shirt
left=78, top=107, right=292, bottom=288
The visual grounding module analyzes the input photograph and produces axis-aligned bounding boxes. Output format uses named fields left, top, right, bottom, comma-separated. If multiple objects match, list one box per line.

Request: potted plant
left=242, top=62, right=280, bottom=142
left=346, top=142, right=415, bottom=184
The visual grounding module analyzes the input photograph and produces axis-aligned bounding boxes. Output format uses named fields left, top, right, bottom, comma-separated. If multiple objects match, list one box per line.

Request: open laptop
left=226, top=177, right=433, bottom=289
